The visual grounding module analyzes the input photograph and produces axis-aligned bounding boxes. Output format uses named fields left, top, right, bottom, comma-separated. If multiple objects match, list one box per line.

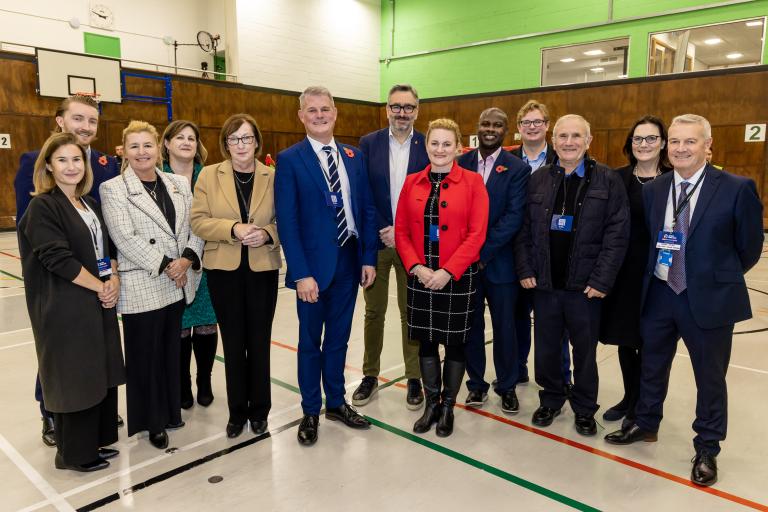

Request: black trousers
left=533, top=289, right=601, bottom=415
left=122, top=300, right=185, bottom=436
left=207, top=266, right=278, bottom=425
left=54, top=387, right=118, bottom=465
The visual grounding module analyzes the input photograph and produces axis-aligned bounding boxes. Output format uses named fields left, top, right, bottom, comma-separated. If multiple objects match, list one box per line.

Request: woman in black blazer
left=600, top=115, right=672, bottom=425
left=19, top=132, right=126, bottom=472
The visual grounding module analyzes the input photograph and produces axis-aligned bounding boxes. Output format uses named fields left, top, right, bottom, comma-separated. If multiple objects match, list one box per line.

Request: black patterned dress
left=406, top=171, right=478, bottom=346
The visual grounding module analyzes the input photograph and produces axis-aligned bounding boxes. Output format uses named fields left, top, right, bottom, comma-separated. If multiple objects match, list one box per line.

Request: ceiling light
left=560, top=57, right=575, bottom=63
left=726, top=52, right=743, bottom=59
left=704, top=38, right=722, bottom=45
left=745, top=20, right=763, bottom=27
left=583, top=49, right=605, bottom=56
left=590, top=67, right=604, bottom=72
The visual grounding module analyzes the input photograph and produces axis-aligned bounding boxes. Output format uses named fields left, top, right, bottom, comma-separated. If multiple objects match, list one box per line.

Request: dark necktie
left=322, top=145, right=350, bottom=246
left=667, top=181, right=690, bottom=294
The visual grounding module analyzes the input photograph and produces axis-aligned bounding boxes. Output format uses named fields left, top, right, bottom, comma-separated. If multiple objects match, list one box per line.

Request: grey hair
left=388, top=84, right=420, bottom=104
left=553, top=114, right=591, bottom=138
left=670, top=114, right=712, bottom=139
left=299, top=86, right=335, bottom=109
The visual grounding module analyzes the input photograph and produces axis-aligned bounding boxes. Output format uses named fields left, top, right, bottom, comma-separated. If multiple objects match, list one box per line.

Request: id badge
left=324, top=190, right=343, bottom=208
left=658, top=249, right=673, bottom=267
left=429, top=224, right=440, bottom=242
left=656, top=231, right=683, bottom=251
left=97, top=257, right=112, bottom=278
left=550, top=214, right=573, bottom=232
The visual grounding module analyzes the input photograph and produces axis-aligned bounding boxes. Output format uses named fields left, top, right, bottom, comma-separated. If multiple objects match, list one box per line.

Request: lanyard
left=671, top=170, right=706, bottom=228
left=560, top=169, right=586, bottom=215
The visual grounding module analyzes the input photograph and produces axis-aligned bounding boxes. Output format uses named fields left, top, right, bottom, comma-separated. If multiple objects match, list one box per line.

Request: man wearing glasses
left=351, top=84, right=430, bottom=410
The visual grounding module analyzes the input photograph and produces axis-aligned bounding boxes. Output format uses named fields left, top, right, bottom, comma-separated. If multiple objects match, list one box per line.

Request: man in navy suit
left=13, top=94, right=119, bottom=448
left=458, top=108, right=530, bottom=413
left=275, top=86, right=378, bottom=446
left=605, top=114, right=764, bottom=487
left=351, top=84, right=430, bottom=410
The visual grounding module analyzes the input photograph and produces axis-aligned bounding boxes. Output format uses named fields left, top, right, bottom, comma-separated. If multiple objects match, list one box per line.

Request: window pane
left=541, top=38, right=629, bottom=87
left=649, top=18, right=765, bottom=76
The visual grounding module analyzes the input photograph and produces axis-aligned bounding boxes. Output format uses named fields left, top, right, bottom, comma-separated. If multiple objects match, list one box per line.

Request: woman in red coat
left=395, top=118, right=489, bottom=437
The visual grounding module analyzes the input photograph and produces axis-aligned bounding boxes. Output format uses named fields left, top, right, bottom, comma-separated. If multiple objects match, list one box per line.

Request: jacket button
left=440, top=201, right=447, bottom=208
left=441, top=225, right=448, bottom=231
left=149, top=238, right=156, bottom=244
left=442, top=183, right=449, bottom=189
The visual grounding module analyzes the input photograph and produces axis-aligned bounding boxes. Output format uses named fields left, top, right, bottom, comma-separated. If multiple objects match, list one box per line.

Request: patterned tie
left=322, top=145, right=350, bottom=246
left=667, top=181, right=690, bottom=294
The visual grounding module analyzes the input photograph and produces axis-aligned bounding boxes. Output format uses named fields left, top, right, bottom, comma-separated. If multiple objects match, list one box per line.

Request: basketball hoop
left=73, top=91, right=102, bottom=103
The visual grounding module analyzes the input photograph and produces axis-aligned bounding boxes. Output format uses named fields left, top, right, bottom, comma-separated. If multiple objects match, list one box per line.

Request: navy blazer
left=275, top=138, right=378, bottom=292
left=641, top=165, right=764, bottom=329
left=359, top=128, right=429, bottom=247
left=14, top=148, right=119, bottom=224
left=457, top=149, right=530, bottom=284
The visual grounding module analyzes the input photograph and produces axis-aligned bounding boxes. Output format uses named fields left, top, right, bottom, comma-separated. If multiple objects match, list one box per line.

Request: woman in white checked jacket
left=100, top=120, right=204, bottom=450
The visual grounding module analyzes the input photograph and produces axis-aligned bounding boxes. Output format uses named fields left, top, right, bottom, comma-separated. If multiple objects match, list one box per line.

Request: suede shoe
left=532, top=406, right=561, bottom=427
left=406, top=379, right=424, bottom=410
left=604, top=423, right=658, bottom=444
left=325, top=403, right=371, bottom=429
left=351, top=376, right=378, bottom=406
left=501, top=390, right=519, bottom=414
left=297, top=415, right=319, bottom=446
left=574, top=413, right=597, bottom=436
left=464, top=389, right=488, bottom=408
left=691, top=451, right=718, bottom=487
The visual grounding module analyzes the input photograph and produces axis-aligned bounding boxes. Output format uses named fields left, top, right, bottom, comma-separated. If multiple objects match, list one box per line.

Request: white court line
left=0, top=326, right=31, bottom=336
left=0, top=433, right=75, bottom=512
left=0, top=340, right=33, bottom=351
left=675, top=352, right=768, bottom=375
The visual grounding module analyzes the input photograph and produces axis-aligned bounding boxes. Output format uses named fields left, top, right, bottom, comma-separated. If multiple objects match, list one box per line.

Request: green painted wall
left=380, top=0, right=768, bottom=100
left=84, top=32, right=121, bottom=59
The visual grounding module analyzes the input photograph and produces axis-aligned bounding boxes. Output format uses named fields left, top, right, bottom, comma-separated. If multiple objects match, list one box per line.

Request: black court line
left=77, top=417, right=304, bottom=511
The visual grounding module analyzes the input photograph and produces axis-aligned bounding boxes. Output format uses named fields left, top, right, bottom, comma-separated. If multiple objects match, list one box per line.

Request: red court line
left=0, top=251, right=20, bottom=260
left=269, top=338, right=767, bottom=510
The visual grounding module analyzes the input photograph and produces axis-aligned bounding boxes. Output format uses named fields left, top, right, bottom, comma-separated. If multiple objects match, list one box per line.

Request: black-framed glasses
left=631, top=135, right=660, bottom=146
left=519, top=119, right=547, bottom=127
left=226, top=135, right=256, bottom=146
left=388, top=104, right=417, bottom=114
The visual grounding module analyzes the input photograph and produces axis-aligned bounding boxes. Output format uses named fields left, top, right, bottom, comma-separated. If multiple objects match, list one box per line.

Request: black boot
left=180, top=335, right=193, bottom=409
left=436, top=360, right=465, bottom=437
left=194, top=331, right=218, bottom=407
left=413, top=357, right=441, bottom=434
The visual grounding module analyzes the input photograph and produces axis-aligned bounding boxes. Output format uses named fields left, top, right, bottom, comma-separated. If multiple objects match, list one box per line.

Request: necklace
left=143, top=179, right=159, bottom=200
left=233, top=170, right=254, bottom=184
left=633, top=166, right=661, bottom=184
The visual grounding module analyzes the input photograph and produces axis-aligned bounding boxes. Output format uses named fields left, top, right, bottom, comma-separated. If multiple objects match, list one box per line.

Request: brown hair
left=161, top=120, right=208, bottom=164
left=54, top=94, right=100, bottom=132
left=426, top=118, right=462, bottom=146
left=121, top=120, right=161, bottom=172
left=219, top=113, right=263, bottom=160
left=516, top=100, right=550, bottom=125
left=32, top=132, right=93, bottom=197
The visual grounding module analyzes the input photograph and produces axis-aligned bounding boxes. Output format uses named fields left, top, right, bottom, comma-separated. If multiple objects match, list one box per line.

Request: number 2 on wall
left=0, top=134, right=11, bottom=149
left=744, top=124, right=766, bottom=142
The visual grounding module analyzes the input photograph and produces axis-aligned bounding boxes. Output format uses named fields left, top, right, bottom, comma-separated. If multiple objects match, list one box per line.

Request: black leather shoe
left=325, top=403, right=371, bottom=429
left=41, top=417, right=56, bottom=447
left=226, top=422, right=245, bottom=439
left=604, top=423, right=658, bottom=444
left=55, top=452, right=109, bottom=472
left=435, top=403, right=455, bottom=437
left=691, top=451, right=718, bottom=487
left=351, top=376, right=378, bottom=406
left=406, top=378, right=424, bottom=410
left=501, top=390, right=519, bottom=414
left=149, top=431, right=169, bottom=449
left=464, top=389, right=488, bottom=408
left=574, top=413, right=597, bottom=436
left=165, top=420, right=186, bottom=430
left=250, top=420, right=268, bottom=435
left=602, top=397, right=629, bottom=422
left=117, top=415, right=124, bottom=428
left=297, top=415, right=319, bottom=446
left=532, top=406, right=561, bottom=427
left=98, top=447, right=119, bottom=460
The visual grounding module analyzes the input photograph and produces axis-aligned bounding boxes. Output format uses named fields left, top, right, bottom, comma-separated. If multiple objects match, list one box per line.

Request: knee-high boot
left=413, top=357, right=441, bottom=434
left=180, top=335, right=194, bottom=409
left=193, top=331, right=218, bottom=406
left=436, top=360, right=465, bottom=437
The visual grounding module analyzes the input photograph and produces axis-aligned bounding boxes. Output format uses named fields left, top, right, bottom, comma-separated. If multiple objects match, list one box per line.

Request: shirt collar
left=522, top=145, right=547, bottom=163
left=389, top=129, right=413, bottom=144
left=307, top=136, right=337, bottom=154
left=564, top=159, right=586, bottom=178
left=674, top=164, right=706, bottom=187
left=478, top=147, right=503, bottom=165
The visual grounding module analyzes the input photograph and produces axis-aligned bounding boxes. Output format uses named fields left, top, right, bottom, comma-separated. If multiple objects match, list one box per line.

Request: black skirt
left=406, top=171, right=477, bottom=346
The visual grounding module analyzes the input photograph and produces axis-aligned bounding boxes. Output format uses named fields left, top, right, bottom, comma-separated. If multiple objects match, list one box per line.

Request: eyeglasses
left=519, top=119, right=547, bottom=128
left=631, top=135, right=660, bottom=146
left=226, top=135, right=256, bottom=146
left=388, top=104, right=417, bottom=114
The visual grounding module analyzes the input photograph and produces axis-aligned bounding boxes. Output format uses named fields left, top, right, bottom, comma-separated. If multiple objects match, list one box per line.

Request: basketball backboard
left=36, top=48, right=122, bottom=103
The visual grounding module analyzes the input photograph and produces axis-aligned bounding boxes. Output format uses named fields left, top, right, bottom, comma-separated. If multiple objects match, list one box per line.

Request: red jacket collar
left=415, top=161, right=463, bottom=184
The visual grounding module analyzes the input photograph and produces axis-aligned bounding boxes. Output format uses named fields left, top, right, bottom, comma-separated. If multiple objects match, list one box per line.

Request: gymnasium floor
left=1, top=230, right=766, bottom=512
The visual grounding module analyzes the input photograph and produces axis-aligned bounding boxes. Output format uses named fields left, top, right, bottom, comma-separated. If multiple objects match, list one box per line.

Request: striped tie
left=667, top=181, right=690, bottom=294
left=322, top=145, right=350, bottom=246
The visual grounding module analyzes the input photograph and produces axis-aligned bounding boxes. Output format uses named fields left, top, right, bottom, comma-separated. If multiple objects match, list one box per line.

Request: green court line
left=0, top=269, right=23, bottom=281
left=214, top=354, right=599, bottom=511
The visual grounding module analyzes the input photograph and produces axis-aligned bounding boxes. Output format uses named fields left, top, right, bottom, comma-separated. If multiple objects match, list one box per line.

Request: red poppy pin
left=343, top=147, right=355, bottom=158
left=496, top=165, right=508, bottom=173
left=264, top=153, right=276, bottom=168
left=98, top=155, right=108, bottom=166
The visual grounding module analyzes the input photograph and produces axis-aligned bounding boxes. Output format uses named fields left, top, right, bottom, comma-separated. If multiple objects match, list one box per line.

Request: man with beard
left=14, top=93, right=120, bottom=447
left=458, top=108, right=530, bottom=413
left=352, top=84, right=430, bottom=410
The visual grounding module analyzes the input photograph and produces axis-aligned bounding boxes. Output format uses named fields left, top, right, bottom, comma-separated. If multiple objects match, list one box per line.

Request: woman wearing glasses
left=601, top=116, right=672, bottom=428
left=191, top=114, right=281, bottom=439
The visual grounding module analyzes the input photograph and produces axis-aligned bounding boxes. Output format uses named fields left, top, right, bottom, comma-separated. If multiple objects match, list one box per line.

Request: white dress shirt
left=389, top=129, right=413, bottom=224
left=477, top=147, right=502, bottom=184
left=654, top=164, right=707, bottom=280
left=307, top=136, right=358, bottom=237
